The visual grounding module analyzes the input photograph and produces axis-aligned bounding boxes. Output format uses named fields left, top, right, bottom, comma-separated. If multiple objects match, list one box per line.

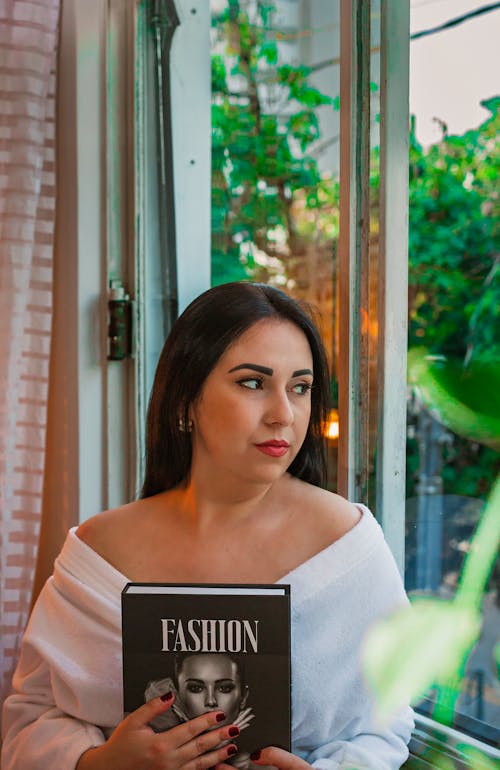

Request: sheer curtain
left=0, top=0, right=61, bottom=711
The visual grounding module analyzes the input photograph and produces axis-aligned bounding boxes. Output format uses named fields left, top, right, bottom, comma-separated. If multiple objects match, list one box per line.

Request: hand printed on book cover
left=145, top=653, right=255, bottom=767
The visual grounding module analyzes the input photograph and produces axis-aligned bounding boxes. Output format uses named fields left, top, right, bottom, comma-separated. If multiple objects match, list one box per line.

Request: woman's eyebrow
left=228, top=363, right=313, bottom=377
left=184, top=677, right=234, bottom=684
left=228, top=363, right=273, bottom=375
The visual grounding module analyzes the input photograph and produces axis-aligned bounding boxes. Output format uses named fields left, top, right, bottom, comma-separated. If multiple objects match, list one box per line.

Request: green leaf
left=364, top=475, right=500, bottom=723
left=211, top=54, right=227, bottom=92
left=407, top=349, right=500, bottom=450
left=456, top=473, right=500, bottom=608
left=461, top=748, right=500, bottom=770
left=363, top=599, right=481, bottom=723
left=259, top=39, right=278, bottom=65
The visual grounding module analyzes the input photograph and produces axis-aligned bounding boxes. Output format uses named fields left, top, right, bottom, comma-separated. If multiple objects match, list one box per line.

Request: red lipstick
left=255, top=440, right=290, bottom=457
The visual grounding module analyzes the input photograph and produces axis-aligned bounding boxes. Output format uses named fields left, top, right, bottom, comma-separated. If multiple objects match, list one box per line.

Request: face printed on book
left=177, top=653, right=248, bottom=726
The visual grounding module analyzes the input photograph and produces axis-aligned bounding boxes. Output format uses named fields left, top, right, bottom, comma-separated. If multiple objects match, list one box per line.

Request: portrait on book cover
left=144, top=652, right=256, bottom=768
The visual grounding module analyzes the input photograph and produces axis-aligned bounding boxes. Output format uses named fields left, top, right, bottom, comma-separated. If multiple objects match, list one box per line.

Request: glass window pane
left=405, top=0, right=500, bottom=746
left=210, top=0, right=341, bottom=490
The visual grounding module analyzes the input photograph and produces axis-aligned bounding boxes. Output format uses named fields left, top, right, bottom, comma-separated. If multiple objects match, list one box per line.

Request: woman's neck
left=171, top=474, right=285, bottom=534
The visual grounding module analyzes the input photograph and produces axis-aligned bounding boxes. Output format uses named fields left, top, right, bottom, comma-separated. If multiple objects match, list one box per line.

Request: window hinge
left=107, top=280, right=132, bottom=361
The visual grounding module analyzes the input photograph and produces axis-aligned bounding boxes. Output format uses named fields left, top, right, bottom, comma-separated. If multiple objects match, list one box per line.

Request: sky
left=410, top=0, right=500, bottom=146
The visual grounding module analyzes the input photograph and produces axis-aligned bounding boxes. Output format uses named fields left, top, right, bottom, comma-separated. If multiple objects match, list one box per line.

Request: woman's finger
left=183, top=741, right=239, bottom=770
left=164, top=710, right=229, bottom=749
left=249, top=747, right=311, bottom=770
left=125, top=692, right=176, bottom=730
left=176, top=724, right=240, bottom=763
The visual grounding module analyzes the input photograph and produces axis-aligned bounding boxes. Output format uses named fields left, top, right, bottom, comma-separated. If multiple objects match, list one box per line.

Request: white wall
left=51, top=0, right=211, bottom=525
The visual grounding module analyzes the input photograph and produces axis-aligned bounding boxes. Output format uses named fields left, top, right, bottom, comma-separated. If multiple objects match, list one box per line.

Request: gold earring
left=177, top=416, right=193, bottom=433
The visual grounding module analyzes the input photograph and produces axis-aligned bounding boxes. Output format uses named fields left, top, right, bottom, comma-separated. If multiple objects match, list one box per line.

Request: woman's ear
left=239, top=684, right=249, bottom=709
left=177, top=402, right=194, bottom=433
left=177, top=415, right=193, bottom=433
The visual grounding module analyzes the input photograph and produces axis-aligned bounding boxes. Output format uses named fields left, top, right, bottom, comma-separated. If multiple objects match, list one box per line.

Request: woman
left=144, top=653, right=257, bottom=770
left=1, top=282, right=414, bottom=770
left=144, top=653, right=253, bottom=735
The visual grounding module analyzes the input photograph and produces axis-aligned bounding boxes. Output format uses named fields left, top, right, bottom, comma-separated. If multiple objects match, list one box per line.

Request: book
left=122, top=582, right=291, bottom=764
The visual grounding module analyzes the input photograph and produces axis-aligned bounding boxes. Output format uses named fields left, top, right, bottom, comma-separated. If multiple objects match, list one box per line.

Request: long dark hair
left=140, top=282, right=330, bottom=497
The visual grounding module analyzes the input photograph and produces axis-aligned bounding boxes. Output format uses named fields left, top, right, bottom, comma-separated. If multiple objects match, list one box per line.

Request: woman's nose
left=265, top=390, right=294, bottom=425
left=205, top=686, right=218, bottom=707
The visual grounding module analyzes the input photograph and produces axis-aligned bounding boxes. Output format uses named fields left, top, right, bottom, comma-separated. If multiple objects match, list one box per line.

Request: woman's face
left=177, top=654, right=246, bottom=725
left=190, top=319, right=313, bottom=489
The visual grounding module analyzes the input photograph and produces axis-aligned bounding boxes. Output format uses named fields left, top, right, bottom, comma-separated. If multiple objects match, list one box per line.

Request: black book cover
left=122, top=583, right=291, bottom=763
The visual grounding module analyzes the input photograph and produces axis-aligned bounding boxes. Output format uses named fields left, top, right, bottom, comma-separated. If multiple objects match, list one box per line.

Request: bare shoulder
left=76, top=498, right=153, bottom=568
left=285, top=476, right=362, bottom=544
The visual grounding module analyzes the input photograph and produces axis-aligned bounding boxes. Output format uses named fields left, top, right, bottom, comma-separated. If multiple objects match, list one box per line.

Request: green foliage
left=460, top=749, right=500, bottom=770
left=363, top=596, right=481, bottom=722
left=277, top=64, right=334, bottom=109
left=407, top=350, right=500, bottom=451
left=211, top=0, right=333, bottom=284
left=406, top=101, right=500, bottom=501
left=408, top=99, right=500, bottom=362
left=364, top=475, right=500, bottom=725
left=211, top=1, right=500, bottom=502
left=377, top=350, right=500, bottom=731
left=441, top=439, right=500, bottom=498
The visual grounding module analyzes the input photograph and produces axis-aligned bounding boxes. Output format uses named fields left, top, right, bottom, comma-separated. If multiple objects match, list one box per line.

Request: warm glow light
left=324, top=409, right=339, bottom=441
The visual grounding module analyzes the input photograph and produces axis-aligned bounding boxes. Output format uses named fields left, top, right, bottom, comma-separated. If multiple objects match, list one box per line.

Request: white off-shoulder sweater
left=1, top=506, right=414, bottom=770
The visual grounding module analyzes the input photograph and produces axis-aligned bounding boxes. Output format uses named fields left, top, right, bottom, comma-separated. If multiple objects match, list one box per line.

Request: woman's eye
left=217, top=684, right=235, bottom=694
left=186, top=683, right=204, bottom=694
left=237, top=377, right=263, bottom=390
left=292, top=382, right=312, bottom=395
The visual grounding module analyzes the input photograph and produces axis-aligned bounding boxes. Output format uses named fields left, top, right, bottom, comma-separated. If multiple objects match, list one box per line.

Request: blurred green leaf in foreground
left=363, top=351, right=500, bottom=725
left=364, top=474, right=499, bottom=723
left=407, top=349, right=500, bottom=452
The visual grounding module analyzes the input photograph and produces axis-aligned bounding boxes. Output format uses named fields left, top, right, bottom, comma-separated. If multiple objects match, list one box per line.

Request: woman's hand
left=233, top=706, right=255, bottom=732
left=76, top=694, right=240, bottom=770
left=218, top=747, right=312, bottom=770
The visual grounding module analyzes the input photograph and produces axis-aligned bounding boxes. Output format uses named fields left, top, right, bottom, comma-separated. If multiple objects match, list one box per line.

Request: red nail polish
left=250, top=750, right=261, bottom=761
left=227, top=746, right=238, bottom=756
left=228, top=726, right=240, bottom=737
left=216, top=712, right=226, bottom=722
left=160, top=691, right=173, bottom=702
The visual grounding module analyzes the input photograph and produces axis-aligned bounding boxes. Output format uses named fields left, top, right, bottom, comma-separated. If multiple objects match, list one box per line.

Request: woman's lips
left=255, top=441, right=290, bottom=457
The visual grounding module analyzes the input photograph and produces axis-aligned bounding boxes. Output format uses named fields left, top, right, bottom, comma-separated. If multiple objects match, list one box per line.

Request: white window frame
left=338, top=0, right=409, bottom=574
left=133, top=0, right=211, bottom=489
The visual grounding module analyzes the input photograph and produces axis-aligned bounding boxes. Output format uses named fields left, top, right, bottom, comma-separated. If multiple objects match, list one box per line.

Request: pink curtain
left=0, top=0, right=61, bottom=711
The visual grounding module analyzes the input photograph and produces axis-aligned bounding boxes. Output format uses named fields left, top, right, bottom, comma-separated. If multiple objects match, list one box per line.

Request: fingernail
left=228, top=726, right=240, bottom=737
left=160, top=691, right=173, bottom=702
left=250, top=750, right=261, bottom=761
left=227, top=746, right=238, bottom=756
left=216, top=712, right=226, bottom=722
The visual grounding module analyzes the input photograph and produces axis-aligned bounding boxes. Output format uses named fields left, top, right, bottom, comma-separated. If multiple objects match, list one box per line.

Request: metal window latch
left=107, top=280, right=132, bottom=361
